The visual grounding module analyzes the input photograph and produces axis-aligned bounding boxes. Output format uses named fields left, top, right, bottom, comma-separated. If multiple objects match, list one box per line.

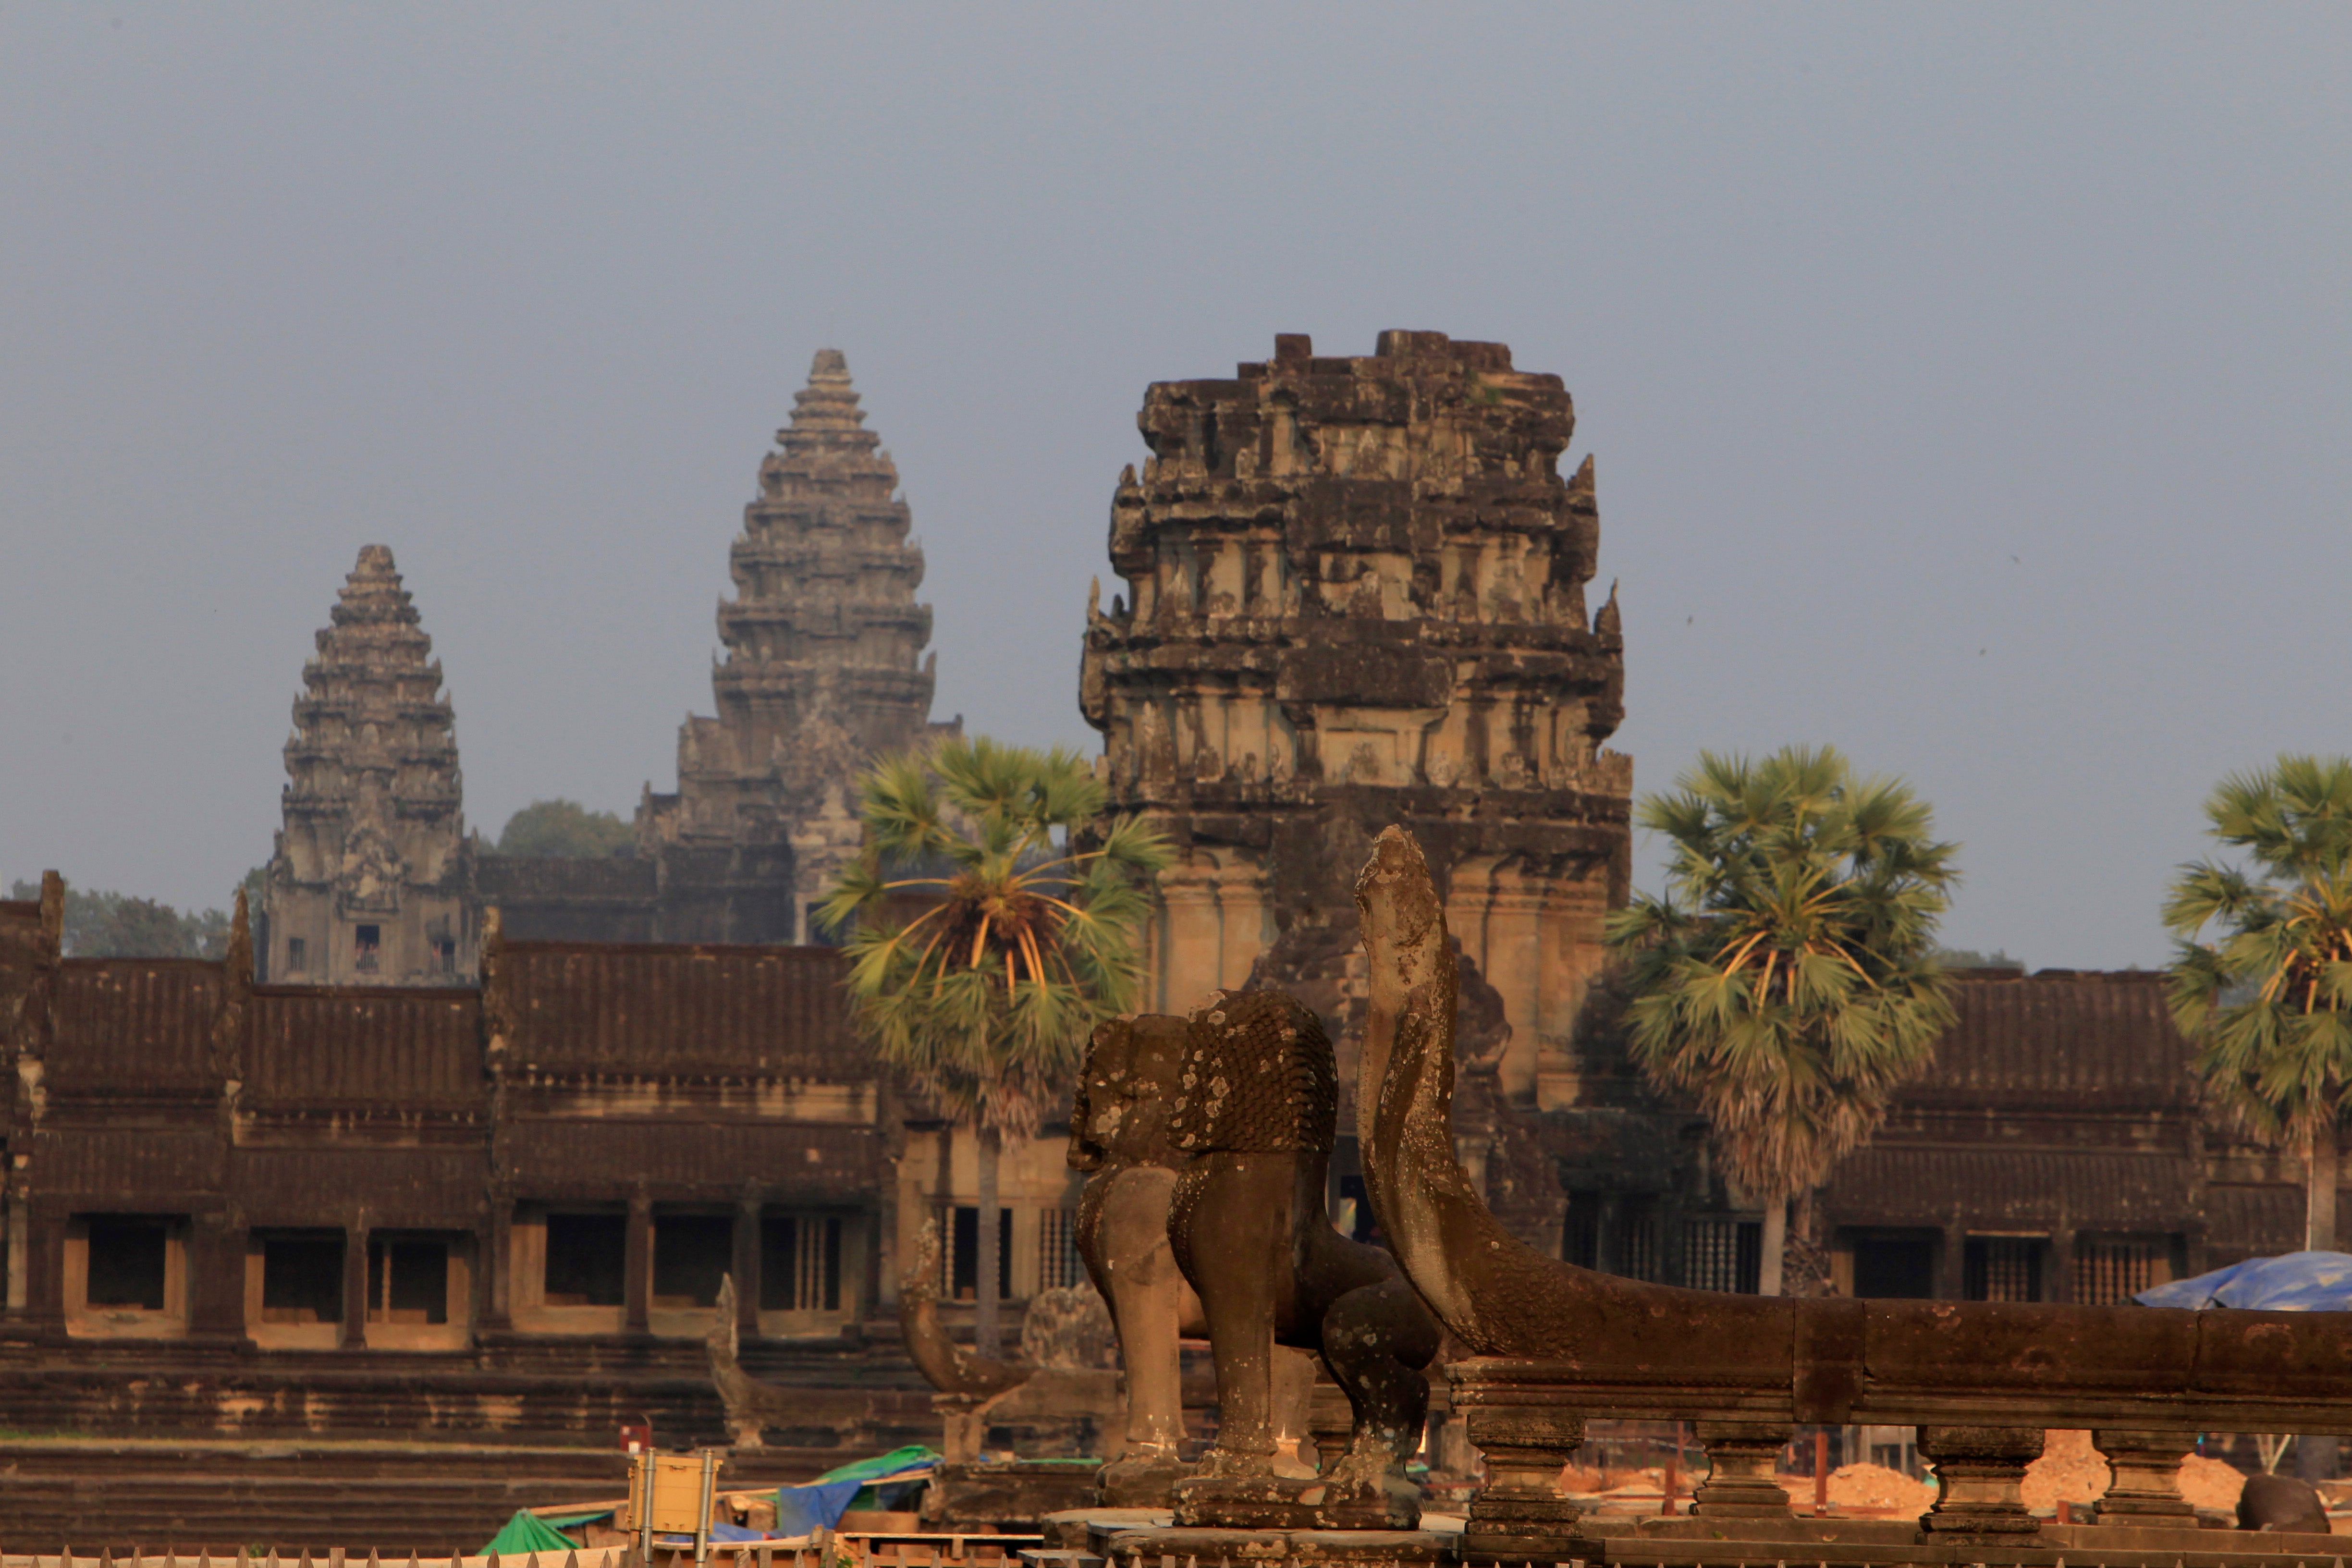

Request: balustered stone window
left=1964, top=1235, right=2046, bottom=1301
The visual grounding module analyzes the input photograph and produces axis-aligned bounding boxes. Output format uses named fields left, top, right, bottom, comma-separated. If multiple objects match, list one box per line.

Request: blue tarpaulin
left=2135, top=1249, right=2352, bottom=1311
left=773, top=1478, right=867, bottom=1537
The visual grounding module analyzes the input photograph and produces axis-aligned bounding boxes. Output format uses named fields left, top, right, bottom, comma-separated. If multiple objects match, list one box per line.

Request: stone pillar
left=1692, top=1421, right=1795, bottom=1518
left=1212, top=859, right=1268, bottom=994
left=2047, top=1225, right=2076, bottom=1304
left=625, top=1192, right=652, bottom=1335
left=1460, top=1407, right=1591, bottom=1560
left=186, top=1212, right=246, bottom=1339
left=480, top=1196, right=513, bottom=1332
left=2090, top=1430, right=2196, bottom=1522
left=1483, top=873, right=1545, bottom=1102
left=1916, top=1425, right=2043, bottom=1543
left=24, top=1200, right=64, bottom=1335
left=1937, top=1221, right=1966, bottom=1299
left=934, top=1393, right=985, bottom=1464
left=342, top=1220, right=369, bottom=1350
left=4, top=1190, right=25, bottom=1314
left=1593, top=1194, right=1621, bottom=1277
left=1156, top=865, right=1222, bottom=1015
left=734, top=1192, right=762, bottom=1334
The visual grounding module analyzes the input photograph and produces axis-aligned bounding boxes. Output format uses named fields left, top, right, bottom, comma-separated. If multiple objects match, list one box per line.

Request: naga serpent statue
left=1353, top=824, right=2352, bottom=1552
left=895, top=1219, right=1126, bottom=1463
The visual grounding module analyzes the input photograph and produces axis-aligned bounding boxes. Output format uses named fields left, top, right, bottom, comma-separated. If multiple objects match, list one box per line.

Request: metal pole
left=638, top=1451, right=657, bottom=1568
left=693, top=1448, right=717, bottom=1568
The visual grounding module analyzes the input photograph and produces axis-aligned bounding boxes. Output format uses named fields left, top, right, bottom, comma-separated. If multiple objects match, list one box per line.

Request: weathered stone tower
left=259, top=544, right=474, bottom=985
left=637, top=349, right=957, bottom=943
left=1079, top=331, right=1631, bottom=1108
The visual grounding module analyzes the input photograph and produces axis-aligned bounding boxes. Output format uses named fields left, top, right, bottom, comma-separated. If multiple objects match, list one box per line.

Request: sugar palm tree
left=2164, top=754, right=2352, bottom=1253
left=819, top=735, right=1170, bottom=1354
left=1605, top=745, right=1958, bottom=1296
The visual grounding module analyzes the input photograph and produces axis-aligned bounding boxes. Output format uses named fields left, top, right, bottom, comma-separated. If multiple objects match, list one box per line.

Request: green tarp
left=478, top=1507, right=581, bottom=1556
left=812, top=1445, right=941, bottom=1485
left=808, top=1444, right=941, bottom=1514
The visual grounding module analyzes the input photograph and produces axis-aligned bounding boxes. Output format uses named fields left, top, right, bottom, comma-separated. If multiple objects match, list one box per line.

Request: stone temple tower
left=1079, top=331, right=1632, bottom=1109
left=259, top=544, right=473, bottom=986
left=637, top=349, right=957, bottom=943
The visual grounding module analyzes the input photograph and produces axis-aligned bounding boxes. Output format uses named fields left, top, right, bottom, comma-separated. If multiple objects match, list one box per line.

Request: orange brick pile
left=1557, top=1463, right=1610, bottom=1494
left=2178, top=1453, right=2247, bottom=1511
left=1820, top=1462, right=1937, bottom=1513
left=2023, top=1429, right=2111, bottom=1510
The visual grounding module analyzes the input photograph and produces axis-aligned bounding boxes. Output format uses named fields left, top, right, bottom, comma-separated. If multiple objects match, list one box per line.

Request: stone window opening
left=258, top=1232, right=344, bottom=1323
left=543, top=1212, right=626, bottom=1307
left=1038, top=1206, right=1084, bottom=1292
left=1560, top=1198, right=1600, bottom=1270
left=86, top=1217, right=169, bottom=1311
left=1848, top=1230, right=1939, bottom=1299
left=1964, top=1235, right=2046, bottom=1302
left=943, top=1205, right=1012, bottom=1302
left=430, top=936, right=456, bottom=973
left=367, top=1236, right=449, bottom=1324
left=651, top=1213, right=733, bottom=1310
left=762, top=1212, right=842, bottom=1313
left=354, top=924, right=381, bottom=973
left=1682, top=1217, right=1762, bottom=1294
left=285, top=937, right=307, bottom=974
left=69, top=1213, right=189, bottom=1337
left=1613, top=1199, right=1663, bottom=1283
left=2074, top=1233, right=2174, bottom=1305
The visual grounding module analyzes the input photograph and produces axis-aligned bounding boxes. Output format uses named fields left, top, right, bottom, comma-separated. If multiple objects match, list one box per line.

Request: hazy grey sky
left=3, top=4, right=2345, bottom=968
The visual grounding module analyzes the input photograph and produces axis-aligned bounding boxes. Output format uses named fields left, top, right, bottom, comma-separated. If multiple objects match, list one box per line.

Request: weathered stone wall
left=1080, top=331, right=1632, bottom=1110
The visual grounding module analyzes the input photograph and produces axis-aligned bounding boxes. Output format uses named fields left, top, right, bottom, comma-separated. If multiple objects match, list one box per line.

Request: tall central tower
left=1080, top=331, right=1631, bottom=1108
left=638, top=350, right=956, bottom=942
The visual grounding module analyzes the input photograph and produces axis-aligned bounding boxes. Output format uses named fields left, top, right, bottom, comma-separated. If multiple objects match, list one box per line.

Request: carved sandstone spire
left=260, top=545, right=473, bottom=985
left=713, top=348, right=940, bottom=775
left=640, top=350, right=957, bottom=942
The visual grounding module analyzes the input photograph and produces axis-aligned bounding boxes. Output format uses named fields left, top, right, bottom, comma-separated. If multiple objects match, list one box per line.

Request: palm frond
left=825, top=737, right=1171, bottom=1136
left=1607, top=745, right=1957, bottom=1200
left=2165, top=755, right=2352, bottom=1162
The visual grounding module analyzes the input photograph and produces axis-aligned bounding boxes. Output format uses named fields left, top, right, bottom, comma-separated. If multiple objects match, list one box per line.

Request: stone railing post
left=2090, top=1430, right=2197, bottom=1522
left=933, top=1392, right=986, bottom=1464
left=1917, top=1425, right=2045, bottom=1543
left=1460, top=1407, right=1589, bottom=1561
left=1692, top=1421, right=1795, bottom=1517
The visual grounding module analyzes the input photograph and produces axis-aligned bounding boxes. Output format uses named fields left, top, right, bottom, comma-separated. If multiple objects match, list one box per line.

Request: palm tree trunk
left=2308, top=1125, right=2339, bottom=1252
left=977, top=1124, right=1003, bottom=1356
left=1758, top=1197, right=1787, bottom=1297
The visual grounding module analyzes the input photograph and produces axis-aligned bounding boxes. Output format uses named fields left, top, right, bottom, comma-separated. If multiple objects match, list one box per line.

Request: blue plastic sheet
left=2135, top=1249, right=2352, bottom=1311
left=774, top=1477, right=866, bottom=1537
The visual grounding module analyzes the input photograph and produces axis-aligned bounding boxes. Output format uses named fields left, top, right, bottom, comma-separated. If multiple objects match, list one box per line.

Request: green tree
left=7, top=874, right=257, bottom=959
left=1933, top=947, right=2025, bottom=972
left=1605, top=746, right=1959, bottom=1296
left=819, top=736, right=1169, bottom=1353
left=2163, top=755, right=2352, bottom=1252
left=494, top=799, right=636, bottom=858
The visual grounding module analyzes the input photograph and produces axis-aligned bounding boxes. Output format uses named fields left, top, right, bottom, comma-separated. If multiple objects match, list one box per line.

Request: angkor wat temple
left=1, top=333, right=2326, bottom=1539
